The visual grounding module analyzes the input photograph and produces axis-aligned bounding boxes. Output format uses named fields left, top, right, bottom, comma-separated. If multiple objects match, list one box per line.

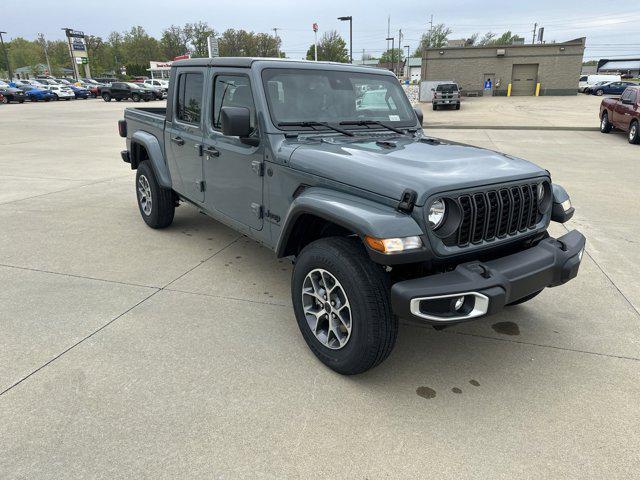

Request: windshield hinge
left=251, top=160, right=264, bottom=176
left=397, top=189, right=417, bottom=213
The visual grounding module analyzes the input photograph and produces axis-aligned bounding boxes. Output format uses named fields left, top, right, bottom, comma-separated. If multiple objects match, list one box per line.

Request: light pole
left=386, top=37, right=394, bottom=76
left=404, top=45, right=410, bottom=79
left=0, top=31, right=12, bottom=81
left=338, top=16, right=352, bottom=63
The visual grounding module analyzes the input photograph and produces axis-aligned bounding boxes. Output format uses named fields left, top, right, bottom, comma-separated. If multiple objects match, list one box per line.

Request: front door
left=165, top=69, right=206, bottom=202
left=483, top=74, right=495, bottom=96
left=201, top=70, right=264, bottom=231
left=613, top=88, right=636, bottom=130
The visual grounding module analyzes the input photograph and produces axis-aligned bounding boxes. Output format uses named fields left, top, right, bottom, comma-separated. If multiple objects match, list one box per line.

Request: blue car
left=68, top=85, right=91, bottom=99
left=591, top=81, right=638, bottom=96
left=20, top=85, right=56, bottom=102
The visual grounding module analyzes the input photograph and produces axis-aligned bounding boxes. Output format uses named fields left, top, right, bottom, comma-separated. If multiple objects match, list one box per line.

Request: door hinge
left=195, top=143, right=203, bottom=156
left=251, top=160, right=264, bottom=176
left=250, top=203, right=263, bottom=218
left=199, top=180, right=206, bottom=192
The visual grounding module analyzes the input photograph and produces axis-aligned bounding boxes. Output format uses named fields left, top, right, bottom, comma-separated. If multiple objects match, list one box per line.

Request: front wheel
left=135, top=161, right=175, bottom=229
left=600, top=112, right=612, bottom=133
left=596, top=89, right=604, bottom=96
left=292, top=237, right=397, bottom=375
left=102, top=93, right=111, bottom=102
left=629, top=121, right=640, bottom=144
left=132, top=94, right=140, bottom=102
left=455, top=102, right=461, bottom=110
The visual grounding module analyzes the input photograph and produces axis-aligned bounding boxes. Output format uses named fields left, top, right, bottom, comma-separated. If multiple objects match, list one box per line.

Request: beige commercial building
left=421, top=38, right=585, bottom=96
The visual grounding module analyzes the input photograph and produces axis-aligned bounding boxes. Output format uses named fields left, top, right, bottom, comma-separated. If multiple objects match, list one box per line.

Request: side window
left=212, top=75, right=256, bottom=132
left=621, top=89, right=631, bottom=101
left=579, top=76, right=588, bottom=82
left=176, top=73, right=204, bottom=125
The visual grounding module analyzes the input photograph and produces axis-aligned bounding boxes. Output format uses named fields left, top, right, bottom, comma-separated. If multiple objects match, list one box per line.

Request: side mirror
left=221, top=106, right=252, bottom=138
left=413, top=107, right=423, bottom=126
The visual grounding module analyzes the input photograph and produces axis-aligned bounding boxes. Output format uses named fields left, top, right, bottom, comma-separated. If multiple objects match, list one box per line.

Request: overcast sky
left=2, top=0, right=639, bottom=60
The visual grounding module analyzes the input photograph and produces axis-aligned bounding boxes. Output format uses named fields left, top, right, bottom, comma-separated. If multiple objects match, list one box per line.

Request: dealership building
left=421, top=37, right=585, bottom=96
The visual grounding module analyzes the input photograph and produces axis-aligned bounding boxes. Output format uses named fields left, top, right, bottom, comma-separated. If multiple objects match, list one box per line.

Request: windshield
left=262, top=68, right=415, bottom=130
left=436, top=83, right=458, bottom=92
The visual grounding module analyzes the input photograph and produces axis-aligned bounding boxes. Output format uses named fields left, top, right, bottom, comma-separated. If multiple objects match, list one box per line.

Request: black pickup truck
left=101, top=82, right=155, bottom=102
left=118, top=58, right=584, bottom=375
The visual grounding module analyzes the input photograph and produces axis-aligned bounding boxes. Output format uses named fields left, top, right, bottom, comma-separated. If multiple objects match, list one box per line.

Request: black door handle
left=171, top=136, right=185, bottom=146
left=203, top=146, right=220, bottom=157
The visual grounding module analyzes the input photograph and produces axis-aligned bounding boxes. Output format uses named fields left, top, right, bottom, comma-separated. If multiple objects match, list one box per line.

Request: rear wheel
left=135, top=161, right=175, bottom=229
left=292, top=237, right=397, bottom=375
left=600, top=112, right=612, bottom=133
left=132, top=93, right=140, bottom=102
left=629, top=120, right=640, bottom=144
left=596, top=89, right=604, bottom=96
left=102, top=93, right=111, bottom=102
left=1, top=96, right=8, bottom=104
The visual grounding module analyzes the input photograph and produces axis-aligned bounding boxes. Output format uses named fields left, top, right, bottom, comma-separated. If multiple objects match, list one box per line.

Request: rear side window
left=176, top=73, right=204, bottom=125
left=579, top=76, right=588, bottom=82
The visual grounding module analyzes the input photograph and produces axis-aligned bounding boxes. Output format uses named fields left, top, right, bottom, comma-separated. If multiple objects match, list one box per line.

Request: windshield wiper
left=277, top=121, right=354, bottom=137
left=339, top=120, right=406, bottom=135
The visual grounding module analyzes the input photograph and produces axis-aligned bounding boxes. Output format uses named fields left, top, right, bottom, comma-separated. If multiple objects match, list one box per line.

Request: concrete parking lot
left=1, top=98, right=639, bottom=479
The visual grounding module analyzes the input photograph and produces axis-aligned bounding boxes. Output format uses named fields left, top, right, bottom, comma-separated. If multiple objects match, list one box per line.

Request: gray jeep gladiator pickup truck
left=119, top=57, right=585, bottom=375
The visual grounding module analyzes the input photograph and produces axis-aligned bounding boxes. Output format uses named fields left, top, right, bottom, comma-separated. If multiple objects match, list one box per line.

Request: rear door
left=201, top=69, right=264, bottom=231
left=165, top=68, right=206, bottom=202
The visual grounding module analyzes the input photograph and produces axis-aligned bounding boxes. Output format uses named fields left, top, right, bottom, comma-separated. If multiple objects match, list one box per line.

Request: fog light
left=453, top=296, right=465, bottom=311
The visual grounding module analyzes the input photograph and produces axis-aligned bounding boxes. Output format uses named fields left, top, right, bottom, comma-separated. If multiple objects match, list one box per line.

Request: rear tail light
left=118, top=120, right=127, bottom=138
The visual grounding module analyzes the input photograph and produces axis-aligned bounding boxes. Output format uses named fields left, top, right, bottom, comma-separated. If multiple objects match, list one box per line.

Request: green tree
left=160, top=25, right=188, bottom=59
left=121, top=26, right=160, bottom=65
left=414, top=24, right=452, bottom=56
left=485, top=31, right=523, bottom=46
left=184, top=22, right=216, bottom=57
left=380, top=48, right=404, bottom=64
left=305, top=30, right=348, bottom=63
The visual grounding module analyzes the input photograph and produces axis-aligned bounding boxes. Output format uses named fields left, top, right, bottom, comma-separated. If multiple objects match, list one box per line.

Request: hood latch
left=397, top=189, right=417, bottom=213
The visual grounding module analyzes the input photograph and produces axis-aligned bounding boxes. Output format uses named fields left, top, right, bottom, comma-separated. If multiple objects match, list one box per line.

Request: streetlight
left=0, top=31, right=12, bottom=81
left=338, top=16, right=353, bottom=63
left=386, top=37, right=395, bottom=76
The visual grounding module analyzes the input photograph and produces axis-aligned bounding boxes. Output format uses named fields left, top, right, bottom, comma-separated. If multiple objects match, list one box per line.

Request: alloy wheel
left=302, top=268, right=352, bottom=350
left=137, top=175, right=152, bottom=215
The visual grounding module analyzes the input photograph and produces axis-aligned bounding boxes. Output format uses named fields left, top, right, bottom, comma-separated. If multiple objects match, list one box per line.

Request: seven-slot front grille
left=451, top=183, right=539, bottom=247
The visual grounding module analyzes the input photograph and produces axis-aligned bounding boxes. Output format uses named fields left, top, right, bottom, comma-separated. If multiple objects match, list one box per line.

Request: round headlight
left=428, top=198, right=446, bottom=229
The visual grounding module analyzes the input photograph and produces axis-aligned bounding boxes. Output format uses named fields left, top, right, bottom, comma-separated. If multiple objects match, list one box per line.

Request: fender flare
left=131, top=131, right=172, bottom=189
left=275, top=187, right=424, bottom=257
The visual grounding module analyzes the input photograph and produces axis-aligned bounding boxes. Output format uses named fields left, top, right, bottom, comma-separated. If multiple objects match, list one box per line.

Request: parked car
left=43, top=84, right=75, bottom=100
left=432, top=83, right=461, bottom=110
left=135, top=82, right=164, bottom=99
left=143, top=78, right=169, bottom=94
left=578, top=74, right=621, bottom=93
left=101, top=82, right=154, bottom=102
left=600, top=86, right=640, bottom=144
left=0, top=86, right=26, bottom=103
left=68, top=84, right=91, bottom=99
left=20, top=85, right=56, bottom=102
left=118, top=58, right=585, bottom=375
left=590, top=81, right=637, bottom=96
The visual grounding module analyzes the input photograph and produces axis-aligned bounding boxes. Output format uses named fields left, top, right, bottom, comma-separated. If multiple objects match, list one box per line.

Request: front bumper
left=391, top=230, right=585, bottom=324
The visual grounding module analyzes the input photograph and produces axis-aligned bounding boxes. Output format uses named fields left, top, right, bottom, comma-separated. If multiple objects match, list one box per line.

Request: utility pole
left=386, top=36, right=395, bottom=76
left=38, top=33, right=52, bottom=75
left=531, top=22, right=538, bottom=45
left=404, top=45, right=410, bottom=78
left=387, top=16, right=390, bottom=53
left=272, top=28, right=280, bottom=57
left=312, top=23, right=319, bottom=61
left=0, top=31, right=12, bottom=81
left=362, top=48, right=365, bottom=61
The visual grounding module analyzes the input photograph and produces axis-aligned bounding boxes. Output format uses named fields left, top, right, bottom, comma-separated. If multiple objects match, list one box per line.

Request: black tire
left=455, top=102, right=461, bottom=110
left=1, top=96, right=8, bottom=104
left=53, top=94, right=59, bottom=101
left=292, top=237, right=397, bottom=375
left=18, top=99, right=24, bottom=103
left=600, top=112, right=612, bottom=133
left=596, top=89, right=604, bottom=96
left=628, top=120, right=640, bottom=144
left=132, top=93, right=140, bottom=102
left=432, top=104, right=438, bottom=111
left=135, top=161, right=175, bottom=229
left=507, top=289, right=543, bottom=306
left=102, top=93, right=111, bottom=102
left=115, top=98, right=122, bottom=102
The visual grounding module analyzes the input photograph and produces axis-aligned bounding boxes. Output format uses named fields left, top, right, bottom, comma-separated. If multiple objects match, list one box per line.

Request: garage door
left=511, top=64, right=538, bottom=96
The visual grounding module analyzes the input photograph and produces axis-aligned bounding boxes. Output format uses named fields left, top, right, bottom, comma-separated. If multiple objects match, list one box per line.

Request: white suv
left=44, top=85, right=75, bottom=100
